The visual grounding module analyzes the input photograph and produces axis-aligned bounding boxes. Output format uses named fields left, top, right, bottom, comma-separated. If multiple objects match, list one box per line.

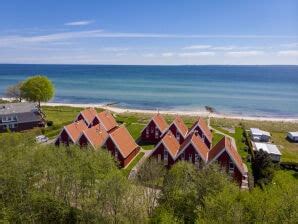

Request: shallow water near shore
left=0, top=64, right=297, bottom=118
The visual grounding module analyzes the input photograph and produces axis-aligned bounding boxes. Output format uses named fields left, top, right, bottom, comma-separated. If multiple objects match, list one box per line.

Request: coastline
left=41, top=102, right=298, bottom=123
left=2, top=97, right=298, bottom=122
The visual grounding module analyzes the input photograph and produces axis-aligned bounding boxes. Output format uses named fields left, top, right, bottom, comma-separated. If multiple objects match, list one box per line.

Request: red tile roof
left=64, top=120, right=88, bottom=143
left=97, top=111, right=118, bottom=132
left=209, top=137, right=245, bottom=174
left=179, top=132, right=209, bottom=162
left=81, top=124, right=108, bottom=149
left=189, top=117, right=212, bottom=142
left=160, top=131, right=181, bottom=158
left=172, top=116, right=188, bottom=137
left=152, top=113, right=169, bottom=133
left=109, top=125, right=139, bottom=158
left=79, top=108, right=97, bottom=125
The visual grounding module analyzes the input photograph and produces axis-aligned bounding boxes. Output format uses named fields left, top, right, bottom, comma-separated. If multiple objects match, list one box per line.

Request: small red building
left=75, top=107, right=97, bottom=127
left=55, top=120, right=88, bottom=146
left=208, top=137, right=248, bottom=187
left=168, top=116, right=189, bottom=144
left=141, top=113, right=169, bottom=144
left=189, top=117, right=212, bottom=149
left=90, top=110, right=118, bottom=132
left=77, top=124, right=108, bottom=149
left=105, top=125, right=140, bottom=167
left=150, top=131, right=181, bottom=167
left=176, top=132, right=209, bottom=167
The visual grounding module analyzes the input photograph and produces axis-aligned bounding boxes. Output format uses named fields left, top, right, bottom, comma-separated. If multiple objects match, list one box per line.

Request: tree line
left=0, top=132, right=297, bottom=223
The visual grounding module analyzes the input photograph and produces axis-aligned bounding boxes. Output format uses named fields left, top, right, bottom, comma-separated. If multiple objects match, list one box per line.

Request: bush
left=47, top=120, right=54, bottom=126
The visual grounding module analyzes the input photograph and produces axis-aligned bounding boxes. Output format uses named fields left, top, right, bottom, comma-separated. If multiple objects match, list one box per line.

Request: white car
left=36, top=135, right=48, bottom=143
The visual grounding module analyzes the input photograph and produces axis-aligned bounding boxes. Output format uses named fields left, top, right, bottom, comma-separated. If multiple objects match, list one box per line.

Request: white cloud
left=161, top=52, right=175, bottom=57
left=101, top=47, right=129, bottom=52
left=64, top=20, right=94, bottom=26
left=142, top=53, right=156, bottom=58
left=178, top=52, right=215, bottom=57
left=280, top=43, right=298, bottom=48
left=183, top=45, right=211, bottom=50
left=226, top=51, right=264, bottom=57
left=277, top=50, right=298, bottom=56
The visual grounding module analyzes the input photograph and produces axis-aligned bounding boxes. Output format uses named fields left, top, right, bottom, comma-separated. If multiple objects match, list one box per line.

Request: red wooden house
left=176, top=132, right=209, bottom=167
left=168, top=116, right=189, bottom=144
left=75, top=108, right=97, bottom=127
left=90, top=110, right=118, bottom=132
left=141, top=113, right=169, bottom=144
left=189, top=117, right=212, bottom=149
left=150, top=131, right=181, bottom=167
left=55, top=120, right=88, bottom=146
left=77, top=124, right=109, bottom=149
left=105, top=125, right=140, bottom=167
left=208, top=137, right=248, bottom=187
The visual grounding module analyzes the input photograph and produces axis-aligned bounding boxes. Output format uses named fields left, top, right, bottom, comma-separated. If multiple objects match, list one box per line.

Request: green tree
left=21, top=75, right=55, bottom=107
left=252, top=149, right=275, bottom=187
left=5, top=82, right=24, bottom=102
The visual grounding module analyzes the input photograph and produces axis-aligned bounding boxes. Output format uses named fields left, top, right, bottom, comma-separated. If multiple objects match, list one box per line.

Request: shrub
left=47, top=120, right=54, bottom=126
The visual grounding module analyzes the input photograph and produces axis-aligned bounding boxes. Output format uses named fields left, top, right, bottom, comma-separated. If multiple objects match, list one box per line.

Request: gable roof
left=189, top=117, right=212, bottom=142
left=80, top=124, right=108, bottom=149
left=179, top=132, right=209, bottom=162
left=141, top=113, right=169, bottom=134
left=171, top=116, right=188, bottom=137
left=78, top=108, right=97, bottom=125
left=109, top=125, right=139, bottom=158
left=97, top=111, right=118, bottom=132
left=209, top=137, right=245, bottom=175
left=159, top=131, right=181, bottom=159
left=152, top=113, right=169, bottom=133
left=64, top=120, right=88, bottom=143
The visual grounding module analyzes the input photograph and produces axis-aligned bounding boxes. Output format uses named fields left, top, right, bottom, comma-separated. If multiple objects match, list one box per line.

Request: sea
left=0, top=64, right=297, bottom=118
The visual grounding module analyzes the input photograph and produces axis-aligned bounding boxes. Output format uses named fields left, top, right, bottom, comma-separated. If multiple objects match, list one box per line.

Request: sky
left=0, top=0, right=297, bottom=65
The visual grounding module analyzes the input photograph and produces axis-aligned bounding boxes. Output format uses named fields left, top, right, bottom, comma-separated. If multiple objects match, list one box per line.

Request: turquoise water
left=0, top=64, right=297, bottom=117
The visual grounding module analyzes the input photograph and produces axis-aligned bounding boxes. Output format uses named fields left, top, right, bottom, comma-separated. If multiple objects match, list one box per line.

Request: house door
left=157, top=154, right=161, bottom=162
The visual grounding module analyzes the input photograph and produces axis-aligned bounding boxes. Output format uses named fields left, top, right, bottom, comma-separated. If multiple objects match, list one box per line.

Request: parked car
left=36, top=135, right=48, bottom=143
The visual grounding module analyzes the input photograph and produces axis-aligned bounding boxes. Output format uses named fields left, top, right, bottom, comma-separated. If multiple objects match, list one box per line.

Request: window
left=195, top=154, right=200, bottom=166
left=155, top=127, right=159, bottom=139
left=181, top=151, right=185, bottom=160
left=202, top=133, right=205, bottom=141
left=157, top=154, right=161, bottom=162
left=229, top=161, right=234, bottom=173
left=164, top=150, right=168, bottom=165
left=115, top=150, right=118, bottom=158
left=151, top=127, right=154, bottom=134
left=189, top=154, right=193, bottom=162
left=176, top=132, right=180, bottom=142
left=146, top=127, right=149, bottom=137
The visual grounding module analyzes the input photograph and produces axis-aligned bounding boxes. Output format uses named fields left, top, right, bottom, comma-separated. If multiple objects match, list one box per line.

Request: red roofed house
left=77, top=124, right=109, bottom=149
left=105, top=125, right=140, bottom=167
left=75, top=108, right=97, bottom=127
left=150, top=131, right=181, bottom=167
left=189, top=117, right=212, bottom=149
left=55, top=120, right=88, bottom=146
left=176, top=131, right=209, bottom=168
left=168, top=116, right=189, bottom=144
left=208, top=137, right=248, bottom=187
left=141, top=113, right=169, bottom=144
left=90, top=110, right=118, bottom=132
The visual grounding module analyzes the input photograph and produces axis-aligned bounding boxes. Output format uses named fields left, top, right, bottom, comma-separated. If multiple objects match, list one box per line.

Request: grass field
left=122, top=151, right=145, bottom=177
left=211, top=117, right=298, bottom=163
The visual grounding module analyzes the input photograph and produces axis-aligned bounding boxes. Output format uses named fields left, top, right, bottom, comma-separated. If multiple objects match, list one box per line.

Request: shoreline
left=41, top=102, right=298, bottom=123
left=2, top=97, right=298, bottom=122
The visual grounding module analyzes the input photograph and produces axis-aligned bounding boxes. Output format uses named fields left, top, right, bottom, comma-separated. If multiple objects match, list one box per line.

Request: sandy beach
left=2, top=97, right=298, bottom=122
left=40, top=102, right=298, bottom=123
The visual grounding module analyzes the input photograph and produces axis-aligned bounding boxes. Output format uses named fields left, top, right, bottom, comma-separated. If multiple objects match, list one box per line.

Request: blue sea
left=0, top=64, right=297, bottom=118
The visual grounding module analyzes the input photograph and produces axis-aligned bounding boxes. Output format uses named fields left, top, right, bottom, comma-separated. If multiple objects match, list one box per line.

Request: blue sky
left=0, top=0, right=297, bottom=65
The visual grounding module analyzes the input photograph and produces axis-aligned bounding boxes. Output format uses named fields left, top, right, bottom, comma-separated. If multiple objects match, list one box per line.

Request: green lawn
left=122, top=151, right=145, bottom=177
left=212, top=132, right=224, bottom=146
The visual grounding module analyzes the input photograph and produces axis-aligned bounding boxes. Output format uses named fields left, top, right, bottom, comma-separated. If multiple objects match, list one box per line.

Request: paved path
left=128, top=149, right=153, bottom=179
left=207, top=116, right=237, bottom=149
